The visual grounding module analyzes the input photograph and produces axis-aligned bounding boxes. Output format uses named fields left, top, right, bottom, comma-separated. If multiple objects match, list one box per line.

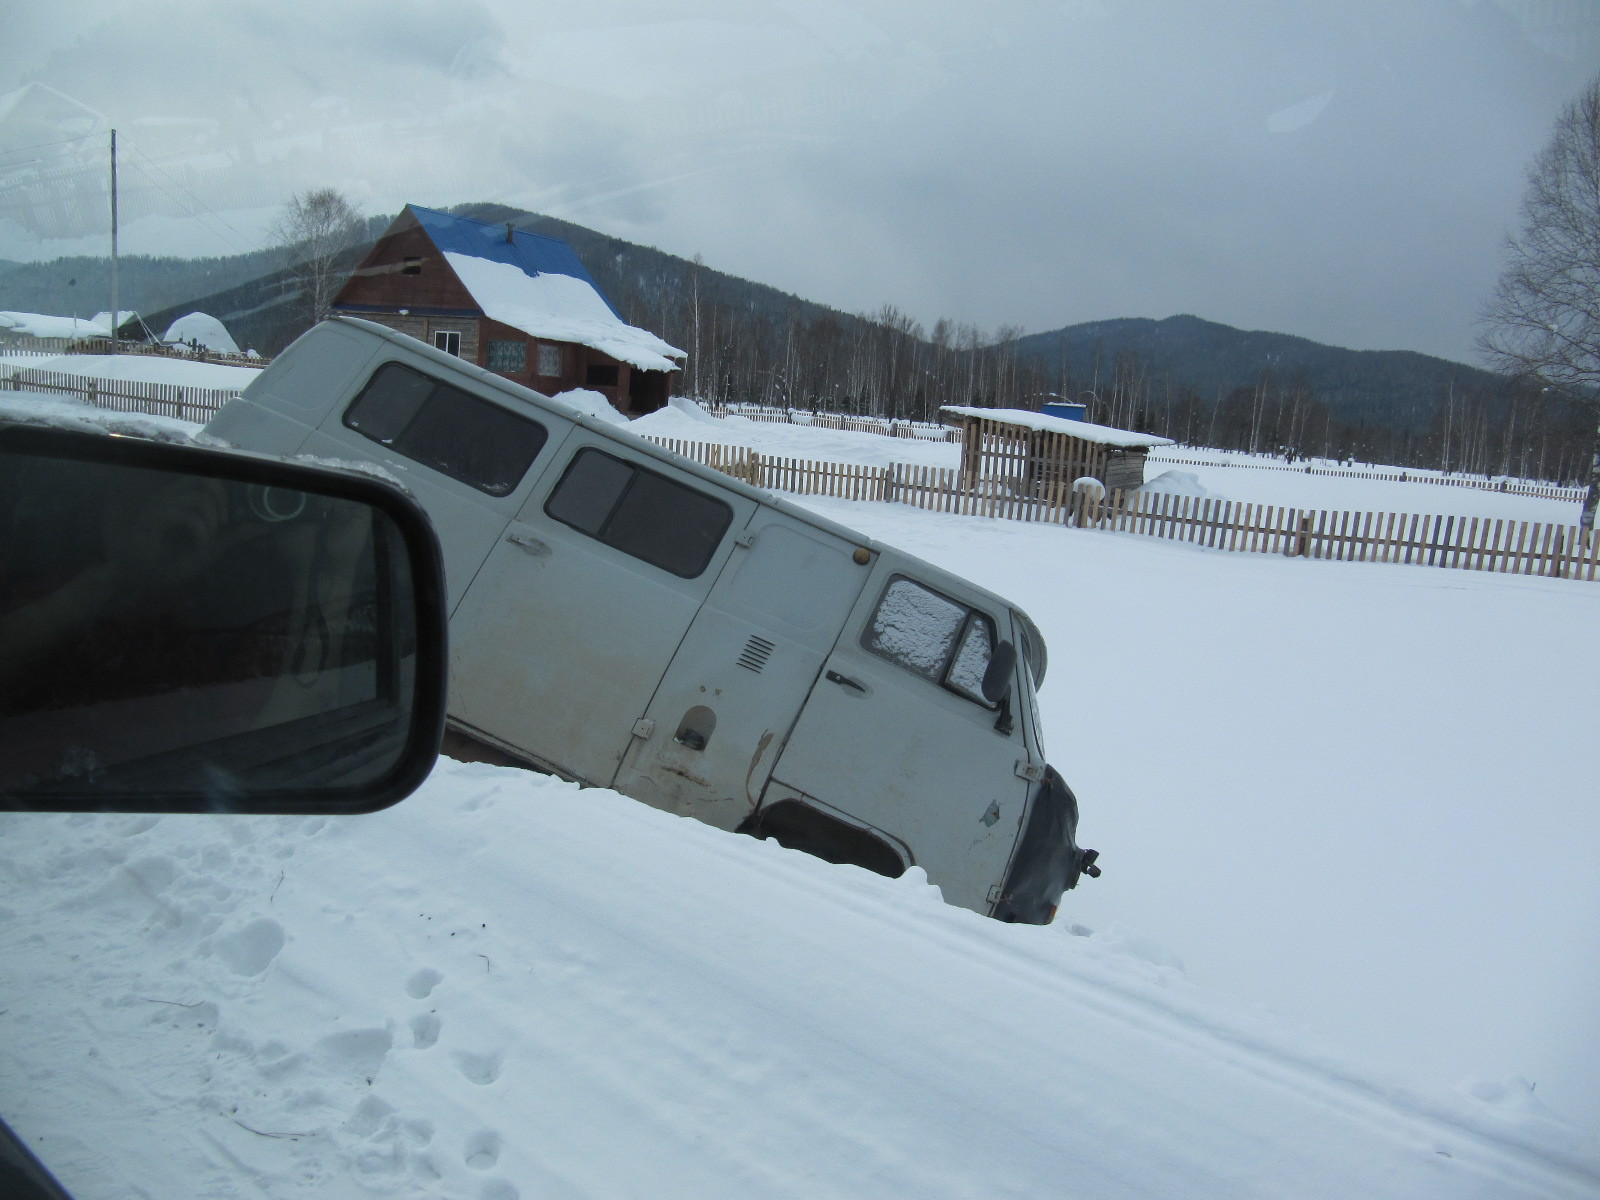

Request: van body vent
left=736, top=635, right=776, bottom=673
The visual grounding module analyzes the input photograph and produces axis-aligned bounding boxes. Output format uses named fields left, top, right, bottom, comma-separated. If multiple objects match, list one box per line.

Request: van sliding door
left=447, top=439, right=754, bottom=786
left=611, top=511, right=876, bottom=831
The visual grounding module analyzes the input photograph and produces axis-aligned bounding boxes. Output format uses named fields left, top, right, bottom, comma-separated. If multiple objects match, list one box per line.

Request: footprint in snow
left=452, top=1049, right=503, bottom=1086
left=463, top=1130, right=501, bottom=1171
left=213, top=917, right=285, bottom=976
left=410, top=1013, right=441, bottom=1050
left=406, top=967, right=443, bottom=999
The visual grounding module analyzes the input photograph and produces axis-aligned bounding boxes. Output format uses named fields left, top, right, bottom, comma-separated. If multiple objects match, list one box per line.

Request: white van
left=204, top=317, right=1098, bottom=922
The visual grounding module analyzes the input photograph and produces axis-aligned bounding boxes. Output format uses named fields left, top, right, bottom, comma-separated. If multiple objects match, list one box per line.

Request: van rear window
left=545, top=448, right=732, bottom=578
left=344, top=362, right=548, bottom=496
left=862, top=576, right=998, bottom=708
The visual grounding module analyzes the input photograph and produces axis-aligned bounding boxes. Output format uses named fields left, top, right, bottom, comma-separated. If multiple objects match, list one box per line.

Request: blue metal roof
left=405, top=204, right=625, bottom=321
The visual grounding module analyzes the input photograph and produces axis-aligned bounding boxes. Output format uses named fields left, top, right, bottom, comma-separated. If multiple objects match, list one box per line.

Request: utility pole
left=109, top=129, right=119, bottom=352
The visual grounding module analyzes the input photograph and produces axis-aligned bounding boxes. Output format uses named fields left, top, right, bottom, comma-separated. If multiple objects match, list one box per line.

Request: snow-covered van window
left=344, top=362, right=549, bottom=496
left=538, top=343, right=563, bottom=378
left=863, top=577, right=997, bottom=707
left=545, top=447, right=732, bottom=579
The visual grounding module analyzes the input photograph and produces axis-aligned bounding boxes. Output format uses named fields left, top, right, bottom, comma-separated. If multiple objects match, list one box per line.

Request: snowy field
left=0, top=351, right=262, bottom=391
left=633, top=402, right=1588, bottom=526
left=2, top=392, right=1599, bottom=1198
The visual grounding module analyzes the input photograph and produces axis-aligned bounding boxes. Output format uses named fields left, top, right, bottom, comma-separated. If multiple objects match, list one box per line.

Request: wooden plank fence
left=643, top=435, right=1600, bottom=583
left=700, top=408, right=1580, bottom=499
left=707, top=404, right=961, bottom=442
left=1, top=366, right=241, bottom=423
left=1148, top=452, right=1583, bottom=501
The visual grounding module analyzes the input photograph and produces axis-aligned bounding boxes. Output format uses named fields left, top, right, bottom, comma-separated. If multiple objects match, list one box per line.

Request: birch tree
left=1480, top=75, right=1600, bottom=532
left=272, top=188, right=364, bottom=326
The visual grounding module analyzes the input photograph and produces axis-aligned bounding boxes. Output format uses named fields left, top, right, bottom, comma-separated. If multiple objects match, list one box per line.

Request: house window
left=402, top=257, right=423, bottom=276
left=862, top=576, right=998, bottom=708
left=344, top=362, right=548, bottom=496
left=538, top=343, right=564, bottom=378
left=545, top=448, right=732, bottom=579
left=487, top=339, right=527, bottom=374
left=434, top=331, right=462, bottom=357
left=585, top=362, right=619, bottom=388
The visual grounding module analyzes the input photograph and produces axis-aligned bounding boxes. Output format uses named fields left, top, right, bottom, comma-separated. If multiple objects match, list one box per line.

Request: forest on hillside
left=4, top=202, right=1592, bottom=484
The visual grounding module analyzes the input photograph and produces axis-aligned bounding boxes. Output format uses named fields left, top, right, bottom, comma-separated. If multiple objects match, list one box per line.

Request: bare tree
left=272, top=188, right=364, bottom=325
left=1480, top=75, right=1600, bottom=532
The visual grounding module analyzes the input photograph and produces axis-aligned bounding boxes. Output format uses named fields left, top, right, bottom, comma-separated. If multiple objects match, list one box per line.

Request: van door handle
left=507, top=531, right=551, bottom=557
left=825, top=670, right=866, bottom=693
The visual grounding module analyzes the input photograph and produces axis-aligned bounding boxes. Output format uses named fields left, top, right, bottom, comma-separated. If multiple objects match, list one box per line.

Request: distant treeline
left=5, top=201, right=1590, bottom=484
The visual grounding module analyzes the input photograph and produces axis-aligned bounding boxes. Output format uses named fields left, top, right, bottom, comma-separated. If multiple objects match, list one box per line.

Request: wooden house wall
left=336, top=224, right=476, bottom=312
left=333, top=216, right=674, bottom=417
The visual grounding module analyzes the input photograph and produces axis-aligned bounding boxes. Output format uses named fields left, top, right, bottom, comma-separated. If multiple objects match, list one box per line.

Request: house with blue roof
left=332, top=205, right=684, bottom=416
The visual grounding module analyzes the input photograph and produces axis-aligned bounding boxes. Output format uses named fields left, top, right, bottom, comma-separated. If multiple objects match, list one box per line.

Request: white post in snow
left=109, top=129, right=119, bottom=354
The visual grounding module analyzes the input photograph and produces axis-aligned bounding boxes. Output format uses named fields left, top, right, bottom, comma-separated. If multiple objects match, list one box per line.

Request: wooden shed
left=332, top=205, right=684, bottom=417
left=940, top=406, right=1175, bottom=498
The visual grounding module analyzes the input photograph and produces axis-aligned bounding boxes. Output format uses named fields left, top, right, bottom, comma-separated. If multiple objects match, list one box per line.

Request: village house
left=332, top=205, right=684, bottom=417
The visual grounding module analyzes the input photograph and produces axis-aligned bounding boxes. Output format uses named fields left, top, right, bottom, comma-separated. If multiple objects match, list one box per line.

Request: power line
left=0, top=131, right=102, bottom=160
left=118, top=137, right=265, bottom=257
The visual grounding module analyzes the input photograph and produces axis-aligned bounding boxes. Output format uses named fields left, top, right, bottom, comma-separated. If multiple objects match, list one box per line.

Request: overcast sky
left=2, top=0, right=1597, bottom=362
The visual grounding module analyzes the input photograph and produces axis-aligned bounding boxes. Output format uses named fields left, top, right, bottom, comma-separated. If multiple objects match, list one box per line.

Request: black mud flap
left=991, top=766, right=1099, bottom=924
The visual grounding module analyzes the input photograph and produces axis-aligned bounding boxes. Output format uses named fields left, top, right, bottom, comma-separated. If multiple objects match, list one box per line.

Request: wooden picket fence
left=1, top=365, right=242, bottom=423
left=706, top=404, right=961, bottom=442
left=643, top=436, right=1600, bottom=583
left=1145, top=452, right=1583, bottom=501
left=700, top=405, right=1582, bottom=499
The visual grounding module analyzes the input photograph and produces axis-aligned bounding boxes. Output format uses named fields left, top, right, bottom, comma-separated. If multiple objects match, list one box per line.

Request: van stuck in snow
left=204, top=317, right=1099, bottom=922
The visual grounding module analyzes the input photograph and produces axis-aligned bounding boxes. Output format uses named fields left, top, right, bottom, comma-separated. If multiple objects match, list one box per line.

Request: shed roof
left=404, top=205, right=684, bottom=373
left=940, top=405, right=1175, bottom=449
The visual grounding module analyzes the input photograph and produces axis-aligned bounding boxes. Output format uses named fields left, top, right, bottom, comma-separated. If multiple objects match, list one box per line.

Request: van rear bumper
left=990, top=766, right=1098, bottom=924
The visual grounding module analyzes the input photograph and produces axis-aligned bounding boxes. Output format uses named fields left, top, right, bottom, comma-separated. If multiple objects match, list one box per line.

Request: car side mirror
left=0, top=422, right=448, bottom=814
left=982, top=639, right=1017, bottom=705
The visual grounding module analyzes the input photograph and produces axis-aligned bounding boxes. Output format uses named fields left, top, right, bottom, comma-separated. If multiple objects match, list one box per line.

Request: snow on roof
left=941, top=406, right=1175, bottom=449
left=161, top=312, right=240, bottom=354
left=443, top=251, right=684, bottom=374
left=394, top=205, right=683, bottom=373
left=0, top=310, right=137, bottom=339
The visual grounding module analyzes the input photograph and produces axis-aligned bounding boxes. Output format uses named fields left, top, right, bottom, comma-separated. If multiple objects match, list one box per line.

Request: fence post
left=1290, top=512, right=1312, bottom=557
left=884, top=462, right=898, bottom=503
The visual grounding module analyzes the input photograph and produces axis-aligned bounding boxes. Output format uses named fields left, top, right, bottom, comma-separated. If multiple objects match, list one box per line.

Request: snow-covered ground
left=2, top=393, right=1598, bottom=1198
left=1144, top=447, right=1584, bottom=524
left=632, top=401, right=964, bottom=471
left=634, top=404, right=1588, bottom=526
left=0, top=351, right=261, bottom=391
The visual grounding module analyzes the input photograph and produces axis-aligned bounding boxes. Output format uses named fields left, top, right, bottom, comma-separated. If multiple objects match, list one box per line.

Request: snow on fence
left=1, top=366, right=241, bottom=423
left=643, top=435, right=1600, bottom=582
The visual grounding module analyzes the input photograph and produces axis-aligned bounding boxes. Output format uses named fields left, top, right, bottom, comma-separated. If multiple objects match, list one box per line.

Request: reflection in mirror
left=0, top=447, right=422, bottom=806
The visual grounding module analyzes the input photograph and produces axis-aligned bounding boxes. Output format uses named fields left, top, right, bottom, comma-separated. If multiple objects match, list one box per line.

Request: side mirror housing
left=0, top=421, right=448, bottom=814
left=981, top=639, right=1018, bottom=705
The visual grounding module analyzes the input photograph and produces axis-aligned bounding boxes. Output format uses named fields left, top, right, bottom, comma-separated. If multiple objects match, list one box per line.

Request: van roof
left=328, top=316, right=1042, bottom=644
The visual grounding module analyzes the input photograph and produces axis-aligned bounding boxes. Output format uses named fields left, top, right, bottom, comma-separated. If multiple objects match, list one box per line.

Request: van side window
left=862, top=576, right=998, bottom=708
left=344, top=362, right=548, bottom=497
left=545, top=447, right=733, bottom=579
